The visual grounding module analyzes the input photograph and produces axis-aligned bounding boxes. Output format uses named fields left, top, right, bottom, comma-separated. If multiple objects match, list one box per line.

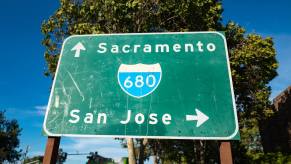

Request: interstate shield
left=118, top=63, right=162, bottom=98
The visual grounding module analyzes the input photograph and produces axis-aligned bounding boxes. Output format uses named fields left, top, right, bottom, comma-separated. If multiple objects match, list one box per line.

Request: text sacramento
left=96, top=41, right=217, bottom=54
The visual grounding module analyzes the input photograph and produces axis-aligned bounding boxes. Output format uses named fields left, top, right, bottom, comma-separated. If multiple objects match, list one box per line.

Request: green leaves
left=225, top=21, right=278, bottom=159
left=0, top=111, right=22, bottom=163
left=41, top=0, right=225, bottom=78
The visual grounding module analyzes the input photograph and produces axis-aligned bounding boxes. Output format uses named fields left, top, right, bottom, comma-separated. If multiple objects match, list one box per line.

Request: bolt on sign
left=43, top=32, right=240, bottom=140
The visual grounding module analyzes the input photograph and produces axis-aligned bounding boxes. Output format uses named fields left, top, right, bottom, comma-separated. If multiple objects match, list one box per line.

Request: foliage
left=0, top=111, right=22, bottom=163
left=225, top=22, right=278, bottom=158
left=86, top=151, right=114, bottom=164
left=146, top=139, right=220, bottom=163
left=57, top=148, right=68, bottom=164
left=41, top=0, right=282, bottom=163
left=41, top=0, right=223, bottom=77
left=251, top=152, right=291, bottom=164
left=23, top=149, right=68, bottom=164
left=24, top=155, right=43, bottom=163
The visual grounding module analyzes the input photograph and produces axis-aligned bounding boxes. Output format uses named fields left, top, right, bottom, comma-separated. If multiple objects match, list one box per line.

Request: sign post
left=43, top=137, right=60, bottom=164
left=220, top=141, right=233, bottom=164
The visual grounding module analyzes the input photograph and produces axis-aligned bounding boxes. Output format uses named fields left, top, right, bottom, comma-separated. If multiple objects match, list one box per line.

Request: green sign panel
left=43, top=32, right=239, bottom=140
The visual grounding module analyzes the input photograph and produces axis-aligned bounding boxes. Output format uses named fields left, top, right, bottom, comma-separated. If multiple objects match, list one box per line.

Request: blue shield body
left=118, top=63, right=162, bottom=98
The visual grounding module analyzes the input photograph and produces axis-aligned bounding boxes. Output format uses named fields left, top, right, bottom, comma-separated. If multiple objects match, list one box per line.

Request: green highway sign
left=43, top=32, right=240, bottom=140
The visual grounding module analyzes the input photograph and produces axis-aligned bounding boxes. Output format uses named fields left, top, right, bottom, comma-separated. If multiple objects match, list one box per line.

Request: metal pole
left=219, top=141, right=233, bottom=164
left=43, top=136, right=61, bottom=164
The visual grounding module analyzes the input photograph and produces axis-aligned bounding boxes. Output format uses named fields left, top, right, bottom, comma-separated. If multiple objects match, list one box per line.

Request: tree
left=86, top=151, right=114, bottom=164
left=225, top=22, right=278, bottom=160
left=57, top=148, right=68, bottom=164
left=0, top=110, right=22, bottom=163
left=41, top=0, right=223, bottom=77
left=41, top=0, right=279, bottom=163
left=24, top=155, right=44, bottom=163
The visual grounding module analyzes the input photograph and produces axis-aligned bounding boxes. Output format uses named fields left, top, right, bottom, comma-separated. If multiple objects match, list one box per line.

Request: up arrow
left=186, top=109, right=209, bottom=127
left=71, top=42, right=86, bottom=58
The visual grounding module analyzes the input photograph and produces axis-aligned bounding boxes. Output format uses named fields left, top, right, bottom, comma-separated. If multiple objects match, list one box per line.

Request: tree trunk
left=152, top=140, right=159, bottom=164
left=138, top=139, right=144, bottom=164
left=199, top=140, right=205, bottom=164
left=127, top=138, right=136, bottom=164
left=153, top=155, right=158, bottom=164
left=194, top=140, right=205, bottom=164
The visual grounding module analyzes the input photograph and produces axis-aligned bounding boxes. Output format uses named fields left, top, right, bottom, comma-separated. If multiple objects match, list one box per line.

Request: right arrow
left=186, top=108, right=209, bottom=127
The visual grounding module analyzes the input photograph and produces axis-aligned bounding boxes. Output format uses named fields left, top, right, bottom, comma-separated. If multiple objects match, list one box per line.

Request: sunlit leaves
left=41, top=0, right=224, bottom=78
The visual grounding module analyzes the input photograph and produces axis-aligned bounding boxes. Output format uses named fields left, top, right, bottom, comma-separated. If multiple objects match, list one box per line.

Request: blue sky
left=0, top=0, right=290, bottom=163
